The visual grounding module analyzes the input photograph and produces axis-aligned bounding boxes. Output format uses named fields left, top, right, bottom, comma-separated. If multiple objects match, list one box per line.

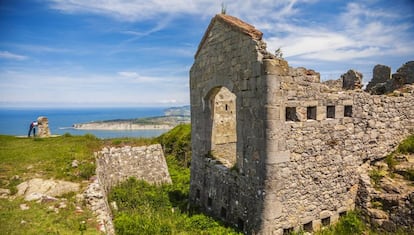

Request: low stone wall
left=84, top=144, right=172, bottom=234
left=96, top=144, right=172, bottom=193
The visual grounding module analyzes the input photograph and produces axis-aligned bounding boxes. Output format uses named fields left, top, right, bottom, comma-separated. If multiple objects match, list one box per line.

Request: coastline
left=73, top=122, right=174, bottom=130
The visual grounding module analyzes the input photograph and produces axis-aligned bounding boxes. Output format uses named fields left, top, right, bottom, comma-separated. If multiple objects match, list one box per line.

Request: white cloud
left=118, top=71, right=138, bottom=77
left=48, top=0, right=216, bottom=21
left=265, top=1, right=414, bottom=64
left=0, top=69, right=189, bottom=106
left=47, top=0, right=308, bottom=24
left=0, top=51, right=28, bottom=60
left=117, top=71, right=173, bottom=83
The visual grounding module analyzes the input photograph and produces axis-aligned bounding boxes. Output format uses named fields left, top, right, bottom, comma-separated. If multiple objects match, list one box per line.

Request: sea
left=0, top=107, right=170, bottom=139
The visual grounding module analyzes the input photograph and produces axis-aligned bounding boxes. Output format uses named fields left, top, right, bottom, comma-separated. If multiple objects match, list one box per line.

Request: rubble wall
left=96, top=144, right=172, bottom=193
left=260, top=64, right=414, bottom=233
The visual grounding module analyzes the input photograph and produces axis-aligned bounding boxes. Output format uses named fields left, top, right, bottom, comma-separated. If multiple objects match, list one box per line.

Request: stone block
left=266, top=151, right=290, bottom=164
left=262, top=199, right=282, bottom=220
left=302, top=100, right=319, bottom=107
left=266, top=106, right=281, bottom=120
left=343, top=100, right=353, bottom=106
left=263, top=59, right=289, bottom=75
left=336, top=105, right=345, bottom=118
left=317, top=106, right=325, bottom=121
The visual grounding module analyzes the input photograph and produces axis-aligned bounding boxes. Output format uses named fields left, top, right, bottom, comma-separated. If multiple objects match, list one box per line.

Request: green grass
left=0, top=134, right=103, bottom=234
left=0, top=134, right=102, bottom=188
left=397, top=134, right=414, bottom=154
left=109, top=159, right=240, bottom=235
left=0, top=196, right=99, bottom=235
left=156, top=124, right=191, bottom=167
left=110, top=124, right=240, bottom=234
left=316, top=211, right=365, bottom=235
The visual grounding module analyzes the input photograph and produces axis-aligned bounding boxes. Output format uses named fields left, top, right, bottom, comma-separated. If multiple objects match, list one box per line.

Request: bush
left=369, top=169, right=386, bottom=187
left=397, top=135, right=414, bottom=154
left=316, top=211, right=365, bottom=235
left=79, top=162, right=95, bottom=180
left=83, top=133, right=97, bottom=140
left=63, top=132, right=72, bottom=137
left=335, top=211, right=365, bottom=234
left=156, top=124, right=191, bottom=167
left=385, top=154, right=397, bottom=171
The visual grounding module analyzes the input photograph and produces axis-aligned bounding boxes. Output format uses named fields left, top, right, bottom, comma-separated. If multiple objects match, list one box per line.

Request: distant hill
left=73, top=105, right=190, bottom=130
left=163, top=105, right=190, bottom=116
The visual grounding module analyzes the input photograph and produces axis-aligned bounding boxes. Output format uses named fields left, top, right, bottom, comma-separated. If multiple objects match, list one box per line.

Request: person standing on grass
left=28, top=121, right=38, bottom=137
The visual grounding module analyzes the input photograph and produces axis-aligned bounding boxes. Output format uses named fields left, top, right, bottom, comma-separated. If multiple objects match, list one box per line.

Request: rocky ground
left=358, top=153, right=414, bottom=232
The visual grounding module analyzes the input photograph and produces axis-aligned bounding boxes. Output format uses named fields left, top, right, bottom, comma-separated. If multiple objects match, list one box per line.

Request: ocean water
left=0, top=107, right=169, bottom=139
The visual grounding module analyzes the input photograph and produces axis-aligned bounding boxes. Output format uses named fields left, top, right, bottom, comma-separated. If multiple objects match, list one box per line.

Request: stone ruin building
left=189, top=14, right=414, bottom=234
left=37, top=116, right=51, bottom=137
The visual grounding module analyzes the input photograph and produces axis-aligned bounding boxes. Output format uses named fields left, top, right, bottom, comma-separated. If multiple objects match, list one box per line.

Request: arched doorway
left=208, top=86, right=237, bottom=168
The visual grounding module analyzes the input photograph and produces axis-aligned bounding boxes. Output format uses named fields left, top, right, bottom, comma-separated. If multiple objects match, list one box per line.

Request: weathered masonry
left=189, top=14, right=414, bottom=234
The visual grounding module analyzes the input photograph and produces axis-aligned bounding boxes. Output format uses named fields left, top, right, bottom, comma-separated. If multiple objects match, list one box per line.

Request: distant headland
left=72, top=106, right=190, bottom=130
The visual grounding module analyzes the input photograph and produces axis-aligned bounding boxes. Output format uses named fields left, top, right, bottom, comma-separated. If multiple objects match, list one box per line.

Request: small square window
left=220, top=207, right=227, bottom=218
left=327, top=106, right=335, bottom=119
left=283, top=227, right=294, bottom=235
left=307, top=106, right=317, bottom=120
left=321, top=217, right=331, bottom=226
left=344, top=105, right=352, bottom=117
left=339, top=211, right=347, bottom=218
left=286, top=107, right=298, bottom=121
left=237, top=218, right=244, bottom=231
left=303, top=221, right=313, bottom=232
left=207, top=197, right=212, bottom=207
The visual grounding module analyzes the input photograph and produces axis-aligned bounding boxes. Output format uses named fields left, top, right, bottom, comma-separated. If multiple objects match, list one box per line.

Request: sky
left=1, top=0, right=413, bottom=108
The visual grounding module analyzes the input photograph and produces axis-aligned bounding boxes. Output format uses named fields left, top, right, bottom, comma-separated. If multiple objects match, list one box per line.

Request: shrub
left=83, top=133, right=97, bottom=140
left=369, top=169, right=386, bottom=187
left=79, top=162, right=95, bottom=180
left=316, top=211, right=365, bottom=235
left=335, top=211, right=365, bottom=234
left=156, top=124, right=191, bottom=167
left=385, top=154, right=397, bottom=171
left=63, top=132, right=72, bottom=137
left=397, top=135, right=414, bottom=154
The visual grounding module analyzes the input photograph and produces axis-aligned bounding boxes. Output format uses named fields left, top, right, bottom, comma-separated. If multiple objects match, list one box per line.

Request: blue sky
left=1, top=0, right=413, bottom=107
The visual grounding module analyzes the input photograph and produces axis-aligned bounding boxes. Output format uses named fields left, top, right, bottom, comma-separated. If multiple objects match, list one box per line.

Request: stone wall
left=190, top=14, right=269, bottom=232
left=366, top=61, right=414, bottom=94
left=260, top=75, right=414, bottom=233
left=96, top=144, right=171, bottom=193
left=190, top=14, right=414, bottom=235
left=84, top=144, right=171, bottom=234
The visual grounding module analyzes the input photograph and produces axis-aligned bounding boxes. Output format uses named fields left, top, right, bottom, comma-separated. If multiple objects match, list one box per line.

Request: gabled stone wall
left=190, top=14, right=269, bottom=232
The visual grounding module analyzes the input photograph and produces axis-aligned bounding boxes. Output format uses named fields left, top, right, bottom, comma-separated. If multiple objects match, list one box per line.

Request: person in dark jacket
left=28, top=121, right=38, bottom=137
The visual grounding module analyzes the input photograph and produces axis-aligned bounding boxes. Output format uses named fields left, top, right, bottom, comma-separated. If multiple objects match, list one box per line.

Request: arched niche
left=206, top=86, right=237, bottom=168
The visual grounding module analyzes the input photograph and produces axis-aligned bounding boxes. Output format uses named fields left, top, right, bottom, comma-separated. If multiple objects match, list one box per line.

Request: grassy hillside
left=1, top=129, right=412, bottom=234
left=0, top=134, right=103, bottom=234
left=0, top=126, right=238, bottom=234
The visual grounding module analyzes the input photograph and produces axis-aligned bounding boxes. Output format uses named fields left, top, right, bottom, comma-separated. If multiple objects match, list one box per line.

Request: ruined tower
left=189, top=14, right=414, bottom=234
